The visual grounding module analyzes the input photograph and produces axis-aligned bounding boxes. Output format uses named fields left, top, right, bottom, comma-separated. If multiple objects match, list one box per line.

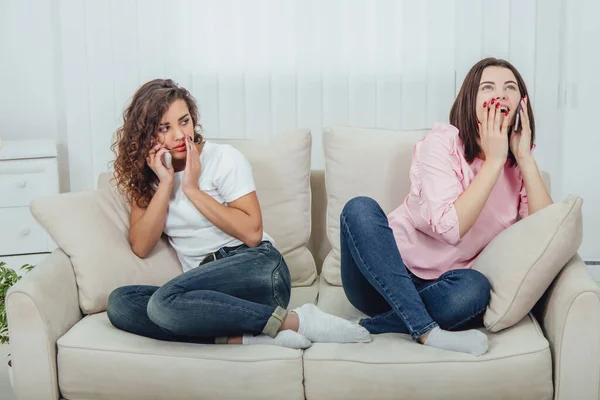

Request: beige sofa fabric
left=310, top=278, right=552, bottom=400
left=57, top=312, right=305, bottom=400
left=30, top=188, right=183, bottom=314
left=288, top=278, right=320, bottom=310
left=535, top=255, right=600, bottom=400
left=210, top=129, right=317, bottom=287
left=474, top=196, right=583, bottom=332
left=309, top=170, right=331, bottom=273
left=6, top=250, right=82, bottom=400
left=322, top=126, right=428, bottom=286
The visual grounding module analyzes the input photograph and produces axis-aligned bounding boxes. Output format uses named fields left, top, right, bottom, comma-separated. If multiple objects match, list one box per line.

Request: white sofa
left=7, top=126, right=600, bottom=400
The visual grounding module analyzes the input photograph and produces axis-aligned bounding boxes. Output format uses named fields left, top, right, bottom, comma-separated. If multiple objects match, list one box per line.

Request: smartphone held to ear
left=162, top=152, right=172, bottom=169
left=514, top=103, right=523, bottom=133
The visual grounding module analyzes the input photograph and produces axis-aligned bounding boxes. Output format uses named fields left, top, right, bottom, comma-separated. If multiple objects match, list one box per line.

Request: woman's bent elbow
left=243, top=228, right=263, bottom=248
left=130, top=239, right=150, bottom=259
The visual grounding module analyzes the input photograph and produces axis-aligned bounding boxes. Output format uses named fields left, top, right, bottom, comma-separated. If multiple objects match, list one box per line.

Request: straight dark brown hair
left=449, top=58, right=535, bottom=166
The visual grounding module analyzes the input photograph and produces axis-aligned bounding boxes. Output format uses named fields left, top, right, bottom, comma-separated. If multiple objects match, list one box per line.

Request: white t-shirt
left=163, top=141, right=274, bottom=272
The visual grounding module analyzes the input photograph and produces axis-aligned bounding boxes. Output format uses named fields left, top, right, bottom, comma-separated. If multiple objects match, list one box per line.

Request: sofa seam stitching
left=56, top=344, right=304, bottom=363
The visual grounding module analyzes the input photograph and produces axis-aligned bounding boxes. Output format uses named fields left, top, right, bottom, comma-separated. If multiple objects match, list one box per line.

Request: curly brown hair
left=449, top=57, right=535, bottom=166
left=111, top=79, right=202, bottom=208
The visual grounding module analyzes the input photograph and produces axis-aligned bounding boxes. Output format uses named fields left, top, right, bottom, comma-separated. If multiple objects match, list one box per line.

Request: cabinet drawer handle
left=20, top=228, right=31, bottom=236
left=16, top=180, right=27, bottom=188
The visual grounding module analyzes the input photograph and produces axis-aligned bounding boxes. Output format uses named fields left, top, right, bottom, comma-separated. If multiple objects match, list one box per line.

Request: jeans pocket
left=272, top=258, right=291, bottom=308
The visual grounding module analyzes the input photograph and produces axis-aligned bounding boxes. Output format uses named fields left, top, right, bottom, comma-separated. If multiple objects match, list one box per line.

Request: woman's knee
left=342, top=196, right=380, bottom=218
left=456, top=269, right=491, bottom=311
left=146, top=283, right=182, bottom=327
left=107, top=286, right=141, bottom=328
left=340, top=196, right=386, bottom=232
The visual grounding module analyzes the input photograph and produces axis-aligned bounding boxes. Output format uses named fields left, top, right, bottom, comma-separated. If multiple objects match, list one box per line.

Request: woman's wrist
left=516, top=155, right=536, bottom=170
left=182, top=183, right=200, bottom=197
left=483, top=158, right=505, bottom=172
left=158, top=177, right=174, bottom=190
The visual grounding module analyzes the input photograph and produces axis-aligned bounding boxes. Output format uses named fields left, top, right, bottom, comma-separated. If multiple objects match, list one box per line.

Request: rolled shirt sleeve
left=417, top=132, right=463, bottom=245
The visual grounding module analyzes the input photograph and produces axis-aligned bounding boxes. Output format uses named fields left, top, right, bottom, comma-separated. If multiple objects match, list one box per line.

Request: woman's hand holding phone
left=509, top=96, right=533, bottom=164
left=147, top=144, right=174, bottom=183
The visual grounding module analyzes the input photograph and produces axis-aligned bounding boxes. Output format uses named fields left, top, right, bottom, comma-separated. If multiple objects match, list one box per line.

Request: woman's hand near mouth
left=182, top=135, right=202, bottom=193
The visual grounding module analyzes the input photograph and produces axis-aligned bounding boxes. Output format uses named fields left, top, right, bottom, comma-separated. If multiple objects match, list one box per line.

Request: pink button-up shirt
left=388, top=123, right=528, bottom=280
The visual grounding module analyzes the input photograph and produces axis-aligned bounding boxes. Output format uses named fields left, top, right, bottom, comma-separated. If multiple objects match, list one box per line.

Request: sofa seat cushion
left=56, top=283, right=318, bottom=400
left=288, top=275, right=319, bottom=309
left=57, top=313, right=304, bottom=400
left=306, top=277, right=553, bottom=400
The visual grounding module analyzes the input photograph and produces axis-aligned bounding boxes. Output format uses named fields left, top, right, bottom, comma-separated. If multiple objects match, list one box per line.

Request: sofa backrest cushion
left=321, top=125, right=428, bottom=286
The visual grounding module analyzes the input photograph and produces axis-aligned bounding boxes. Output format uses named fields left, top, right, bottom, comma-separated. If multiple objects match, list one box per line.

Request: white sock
left=423, top=326, right=489, bottom=356
left=242, top=330, right=311, bottom=349
left=292, top=303, right=372, bottom=343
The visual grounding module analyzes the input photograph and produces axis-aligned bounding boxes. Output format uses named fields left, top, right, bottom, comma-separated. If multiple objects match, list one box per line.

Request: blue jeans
left=107, top=241, right=291, bottom=343
left=340, top=196, right=490, bottom=341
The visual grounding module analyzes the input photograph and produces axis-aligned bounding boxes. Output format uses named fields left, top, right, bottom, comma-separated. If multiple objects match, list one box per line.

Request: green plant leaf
left=0, top=263, right=36, bottom=345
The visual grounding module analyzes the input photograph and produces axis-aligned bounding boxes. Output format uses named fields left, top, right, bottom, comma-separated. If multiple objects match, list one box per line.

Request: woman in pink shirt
left=340, top=58, right=553, bottom=356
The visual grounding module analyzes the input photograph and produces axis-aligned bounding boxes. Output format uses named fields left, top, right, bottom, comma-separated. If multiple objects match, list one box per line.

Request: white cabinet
left=0, top=140, right=58, bottom=267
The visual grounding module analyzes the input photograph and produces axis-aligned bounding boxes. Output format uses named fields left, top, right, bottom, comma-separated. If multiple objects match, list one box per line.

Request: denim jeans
left=340, top=196, right=490, bottom=341
left=107, top=241, right=291, bottom=343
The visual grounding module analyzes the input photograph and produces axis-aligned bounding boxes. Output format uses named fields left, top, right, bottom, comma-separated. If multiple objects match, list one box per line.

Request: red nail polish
left=505, top=111, right=509, bottom=116
left=483, top=101, right=487, bottom=108
left=496, top=102, right=500, bottom=108
left=491, top=99, right=495, bottom=105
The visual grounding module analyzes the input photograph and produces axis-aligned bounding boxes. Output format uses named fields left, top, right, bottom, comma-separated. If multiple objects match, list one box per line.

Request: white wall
left=0, top=0, right=69, bottom=191
left=0, top=0, right=59, bottom=141
left=1, top=0, right=598, bottom=260
left=561, top=0, right=600, bottom=260
left=56, top=0, right=552, bottom=185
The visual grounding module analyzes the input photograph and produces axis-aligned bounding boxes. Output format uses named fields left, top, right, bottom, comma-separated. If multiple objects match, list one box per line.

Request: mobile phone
left=162, top=152, right=172, bottom=169
left=514, top=102, right=523, bottom=133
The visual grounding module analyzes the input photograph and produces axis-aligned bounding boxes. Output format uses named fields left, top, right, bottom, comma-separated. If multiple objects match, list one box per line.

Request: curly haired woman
left=107, top=79, right=370, bottom=349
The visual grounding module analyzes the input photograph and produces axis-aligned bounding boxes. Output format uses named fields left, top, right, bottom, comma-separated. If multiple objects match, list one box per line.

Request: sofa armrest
left=534, top=254, right=600, bottom=400
left=6, top=249, right=82, bottom=400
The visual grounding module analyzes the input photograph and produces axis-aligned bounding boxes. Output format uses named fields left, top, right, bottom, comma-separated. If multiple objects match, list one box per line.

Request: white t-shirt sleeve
left=216, top=145, right=257, bottom=204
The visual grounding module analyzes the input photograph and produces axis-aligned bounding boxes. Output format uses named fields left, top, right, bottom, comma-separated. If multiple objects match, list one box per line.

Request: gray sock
left=423, top=326, right=489, bottom=356
left=292, top=303, right=372, bottom=343
left=242, top=330, right=311, bottom=349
